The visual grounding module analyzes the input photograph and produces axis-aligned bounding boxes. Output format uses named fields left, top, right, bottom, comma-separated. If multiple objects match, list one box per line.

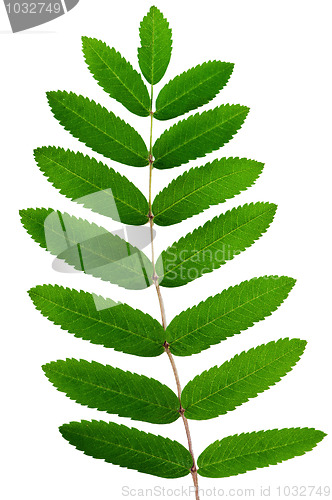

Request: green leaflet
left=154, top=61, right=234, bottom=120
left=60, top=420, right=192, bottom=478
left=34, top=147, right=149, bottom=226
left=43, top=359, right=179, bottom=424
left=157, top=203, right=277, bottom=288
left=82, top=37, right=150, bottom=117
left=138, top=6, right=172, bottom=85
left=20, top=209, right=153, bottom=290
left=182, top=339, right=306, bottom=420
left=28, top=285, right=164, bottom=357
left=153, top=105, right=249, bottom=169
left=197, top=428, right=326, bottom=478
left=166, top=276, right=295, bottom=356
left=153, top=158, right=264, bottom=226
left=47, top=91, right=149, bottom=167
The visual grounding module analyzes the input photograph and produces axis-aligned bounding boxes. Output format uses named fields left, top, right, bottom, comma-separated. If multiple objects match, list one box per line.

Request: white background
left=1, top=0, right=331, bottom=498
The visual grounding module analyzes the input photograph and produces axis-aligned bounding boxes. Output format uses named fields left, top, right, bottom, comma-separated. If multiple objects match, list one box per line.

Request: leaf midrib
left=185, top=344, right=300, bottom=410
left=156, top=106, right=247, bottom=162
left=52, top=93, right=147, bottom=160
left=163, top=205, right=274, bottom=278
left=85, top=39, right=149, bottom=113
left=169, top=281, right=287, bottom=346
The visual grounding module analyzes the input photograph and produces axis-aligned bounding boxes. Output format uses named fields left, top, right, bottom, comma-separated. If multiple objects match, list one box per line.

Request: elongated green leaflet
left=153, top=105, right=249, bottom=169
left=138, top=6, right=172, bottom=85
left=182, top=339, right=306, bottom=420
left=157, top=203, right=277, bottom=288
left=20, top=209, right=153, bottom=290
left=197, top=428, right=326, bottom=478
left=47, top=91, right=149, bottom=167
left=153, top=158, right=264, bottom=226
left=34, top=147, right=149, bottom=225
left=28, top=285, right=164, bottom=357
left=155, top=61, right=234, bottom=120
left=82, top=37, right=150, bottom=117
left=166, top=276, right=295, bottom=356
left=44, top=359, right=179, bottom=424
left=60, top=420, right=192, bottom=478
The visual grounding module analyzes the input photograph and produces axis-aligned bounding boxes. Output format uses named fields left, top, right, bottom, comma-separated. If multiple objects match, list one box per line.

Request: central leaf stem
left=148, top=87, right=200, bottom=500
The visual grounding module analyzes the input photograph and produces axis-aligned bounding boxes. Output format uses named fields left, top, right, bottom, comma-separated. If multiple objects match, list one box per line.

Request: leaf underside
left=182, top=338, right=306, bottom=420
left=153, top=104, right=249, bottom=169
left=157, top=203, right=277, bottom=288
left=60, top=420, right=192, bottom=478
left=138, top=6, right=172, bottom=85
left=152, top=157, right=264, bottom=226
left=34, top=147, right=149, bottom=225
left=154, top=61, right=234, bottom=121
left=47, top=91, right=149, bottom=167
left=28, top=285, right=164, bottom=357
left=82, top=36, right=150, bottom=117
left=43, top=359, right=179, bottom=424
left=197, top=428, right=326, bottom=478
left=166, top=275, right=296, bottom=356
left=20, top=208, right=153, bottom=290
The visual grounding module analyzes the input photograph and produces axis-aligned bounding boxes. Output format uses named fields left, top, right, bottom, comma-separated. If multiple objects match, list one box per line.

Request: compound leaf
left=182, top=338, right=306, bottom=420
left=166, top=276, right=295, bottom=356
left=28, top=285, right=164, bottom=357
left=138, top=6, right=172, bottom=85
left=197, top=428, right=326, bottom=478
left=43, top=359, right=179, bottom=424
left=157, top=203, right=277, bottom=288
left=47, top=91, right=148, bottom=167
left=60, top=420, right=192, bottom=478
left=82, top=37, right=150, bottom=117
left=153, top=105, right=249, bottom=169
left=153, top=157, right=264, bottom=226
left=154, top=61, right=234, bottom=120
left=20, top=208, right=153, bottom=290
left=34, top=147, right=149, bottom=225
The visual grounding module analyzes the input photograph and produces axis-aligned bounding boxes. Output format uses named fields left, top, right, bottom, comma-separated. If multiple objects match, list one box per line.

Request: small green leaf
left=47, top=91, right=149, bottom=167
left=28, top=285, right=164, bottom=357
left=60, top=420, right=192, bottom=478
left=82, top=37, right=150, bottom=117
left=157, top=203, right=277, bottom=288
left=20, top=209, right=153, bottom=290
left=166, top=276, right=295, bottom=356
left=43, top=359, right=179, bottom=424
left=155, top=61, right=234, bottom=120
left=153, top=105, right=249, bottom=169
left=138, top=6, right=172, bottom=85
left=153, top=158, right=264, bottom=226
left=34, top=147, right=149, bottom=225
left=197, top=428, right=326, bottom=478
left=182, top=338, right=306, bottom=420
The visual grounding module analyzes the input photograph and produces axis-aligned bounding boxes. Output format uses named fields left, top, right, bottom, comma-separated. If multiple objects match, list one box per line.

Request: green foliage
left=47, top=91, right=149, bottom=167
left=197, top=428, right=326, bottom=478
left=20, top=5, right=325, bottom=489
left=182, top=339, right=306, bottom=420
left=155, top=61, right=234, bottom=120
left=20, top=209, right=153, bottom=290
left=60, top=420, right=192, bottom=478
left=82, top=37, right=151, bottom=117
left=28, top=285, right=164, bottom=357
left=43, top=359, right=179, bottom=424
left=138, top=6, right=172, bottom=85
left=157, top=203, right=277, bottom=288
left=153, top=105, right=249, bottom=169
left=166, top=276, right=296, bottom=356
left=34, top=147, right=149, bottom=225
left=153, top=158, right=264, bottom=226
